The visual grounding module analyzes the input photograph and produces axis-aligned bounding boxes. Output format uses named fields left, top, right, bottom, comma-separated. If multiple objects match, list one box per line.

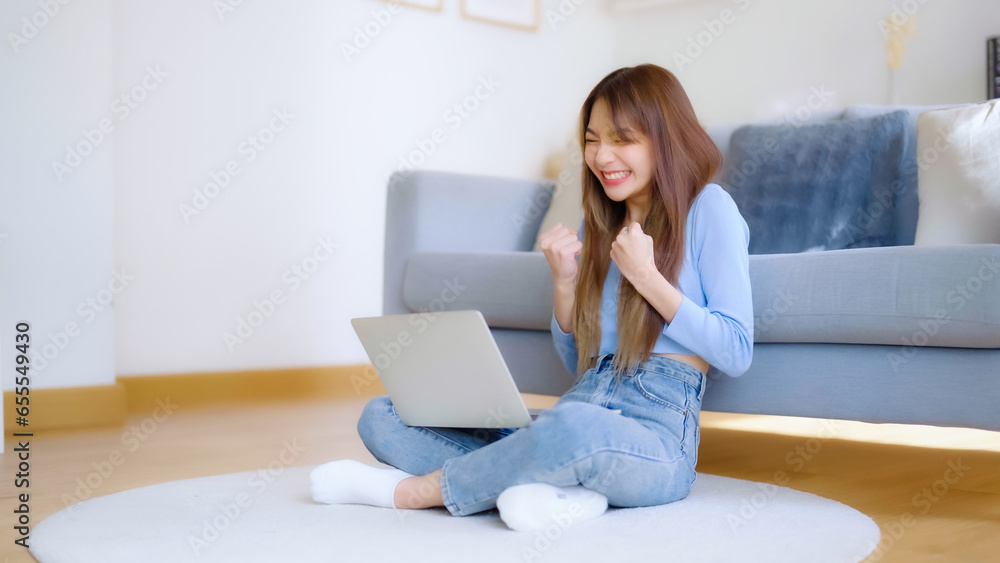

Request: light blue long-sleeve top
left=551, top=183, right=754, bottom=378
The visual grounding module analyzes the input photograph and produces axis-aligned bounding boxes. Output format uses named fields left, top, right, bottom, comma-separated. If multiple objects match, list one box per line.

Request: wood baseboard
left=4, top=383, right=127, bottom=432
left=117, top=365, right=385, bottom=414
left=4, top=365, right=386, bottom=432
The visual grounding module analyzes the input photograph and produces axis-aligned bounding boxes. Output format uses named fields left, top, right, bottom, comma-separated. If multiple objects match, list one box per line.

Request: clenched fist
left=539, top=222, right=583, bottom=287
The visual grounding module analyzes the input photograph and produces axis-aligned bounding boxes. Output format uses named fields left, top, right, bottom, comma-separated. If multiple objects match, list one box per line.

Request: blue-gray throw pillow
left=718, top=110, right=915, bottom=255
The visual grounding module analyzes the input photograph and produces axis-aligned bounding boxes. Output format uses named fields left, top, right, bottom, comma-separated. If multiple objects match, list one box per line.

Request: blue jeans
left=356, top=352, right=706, bottom=517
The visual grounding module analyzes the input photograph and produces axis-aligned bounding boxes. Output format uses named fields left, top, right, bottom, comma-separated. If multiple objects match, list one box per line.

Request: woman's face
left=584, top=98, right=654, bottom=206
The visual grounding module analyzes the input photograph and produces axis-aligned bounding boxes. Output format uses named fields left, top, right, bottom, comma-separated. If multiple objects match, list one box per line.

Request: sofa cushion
left=404, top=245, right=1000, bottom=348
left=913, top=100, right=1000, bottom=245
left=705, top=108, right=844, bottom=182
left=840, top=103, right=967, bottom=245
left=718, top=110, right=913, bottom=254
left=840, top=103, right=964, bottom=129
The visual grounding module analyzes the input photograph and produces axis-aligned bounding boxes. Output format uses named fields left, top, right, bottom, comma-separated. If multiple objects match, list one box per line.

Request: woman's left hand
left=610, top=222, right=660, bottom=290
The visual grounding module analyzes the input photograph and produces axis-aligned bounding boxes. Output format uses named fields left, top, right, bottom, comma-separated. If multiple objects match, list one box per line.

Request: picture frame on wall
left=378, top=0, right=443, bottom=12
left=460, top=0, right=540, bottom=32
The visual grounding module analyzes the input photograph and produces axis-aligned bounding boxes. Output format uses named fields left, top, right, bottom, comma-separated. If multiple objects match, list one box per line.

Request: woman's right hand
left=539, top=222, right=583, bottom=286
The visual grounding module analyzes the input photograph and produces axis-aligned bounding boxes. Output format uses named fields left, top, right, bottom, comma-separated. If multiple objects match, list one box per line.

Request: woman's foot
left=497, top=483, right=608, bottom=532
left=309, top=459, right=413, bottom=508
left=392, top=469, right=444, bottom=509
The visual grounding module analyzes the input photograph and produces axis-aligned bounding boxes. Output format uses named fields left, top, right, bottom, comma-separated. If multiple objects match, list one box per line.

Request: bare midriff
left=651, top=352, right=709, bottom=375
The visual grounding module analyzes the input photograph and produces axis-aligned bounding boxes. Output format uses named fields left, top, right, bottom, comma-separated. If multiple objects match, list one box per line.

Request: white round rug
left=31, top=465, right=879, bottom=563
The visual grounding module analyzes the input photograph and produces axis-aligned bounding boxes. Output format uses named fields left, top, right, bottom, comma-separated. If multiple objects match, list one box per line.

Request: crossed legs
left=310, top=395, right=695, bottom=530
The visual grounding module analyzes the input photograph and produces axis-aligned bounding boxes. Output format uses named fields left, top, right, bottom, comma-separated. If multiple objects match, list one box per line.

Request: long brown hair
left=573, top=64, right=721, bottom=379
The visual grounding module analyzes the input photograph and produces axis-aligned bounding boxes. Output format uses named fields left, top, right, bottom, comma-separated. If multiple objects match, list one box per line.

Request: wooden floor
left=2, top=393, right=998, bottom=562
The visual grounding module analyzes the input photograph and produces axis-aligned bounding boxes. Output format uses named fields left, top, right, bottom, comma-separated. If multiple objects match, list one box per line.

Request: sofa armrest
left=384, top=170, right=556, bottom=315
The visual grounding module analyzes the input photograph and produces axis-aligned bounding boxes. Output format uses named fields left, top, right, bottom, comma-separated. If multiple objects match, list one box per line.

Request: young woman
left=309, top=64, right=754, bottom=531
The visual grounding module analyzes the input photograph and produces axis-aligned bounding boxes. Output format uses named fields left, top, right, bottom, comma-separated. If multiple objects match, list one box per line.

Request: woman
left=310, top=64, right=754, bottom=532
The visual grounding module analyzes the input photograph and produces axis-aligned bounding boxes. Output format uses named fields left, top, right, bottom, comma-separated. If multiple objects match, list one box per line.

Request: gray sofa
left=383, top=104, right=1000, bottom=431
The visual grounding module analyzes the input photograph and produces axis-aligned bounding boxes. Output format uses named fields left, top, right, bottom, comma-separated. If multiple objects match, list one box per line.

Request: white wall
left=0, top=0, right=116, bottom=390
left=112, top=0, right=615, bottom=376
left=5, top=0, right=996, bottom=387
left=611, top=0, right=1000, bottom=124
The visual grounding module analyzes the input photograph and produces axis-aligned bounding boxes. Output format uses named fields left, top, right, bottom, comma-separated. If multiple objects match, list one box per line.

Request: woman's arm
left=631, top=274, right=684, bottom=325
left=553, top=281, right=575, bottom=333
left=550, top=218, right=585, bottom=375
left=551, top=285, right=579, bottom=376
left=632, top=189, right=754, bottom=377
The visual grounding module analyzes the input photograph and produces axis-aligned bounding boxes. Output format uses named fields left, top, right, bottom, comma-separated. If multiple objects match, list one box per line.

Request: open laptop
left=350, top=309, right=545, bottom=428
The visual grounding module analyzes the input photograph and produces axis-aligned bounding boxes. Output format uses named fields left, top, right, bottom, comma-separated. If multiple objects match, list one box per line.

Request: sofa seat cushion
left=404, top=245, right=1000, bottom=348
left=748, top=244, right=1000, bottom=347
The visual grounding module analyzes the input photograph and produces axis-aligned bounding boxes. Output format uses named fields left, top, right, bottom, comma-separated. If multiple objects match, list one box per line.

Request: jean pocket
left=634, top=370, right=691, bottom=417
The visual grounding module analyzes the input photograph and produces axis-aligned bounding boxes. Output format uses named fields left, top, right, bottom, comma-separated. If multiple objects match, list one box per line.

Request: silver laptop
left=350, top=309, right=545, bottom=428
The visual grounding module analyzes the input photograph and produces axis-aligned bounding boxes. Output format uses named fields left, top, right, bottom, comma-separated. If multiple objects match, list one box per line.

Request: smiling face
left=583, top=97, right=655, bottom=217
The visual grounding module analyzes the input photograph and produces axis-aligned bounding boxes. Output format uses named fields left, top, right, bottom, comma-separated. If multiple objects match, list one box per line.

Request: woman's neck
left=624, top=205, right=647, bottom=226
left=623, top=213, right=644, bottom=227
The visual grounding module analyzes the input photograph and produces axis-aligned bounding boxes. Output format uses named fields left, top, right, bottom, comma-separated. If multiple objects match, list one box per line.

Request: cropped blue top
left=551, top=183, right=754, bottom=378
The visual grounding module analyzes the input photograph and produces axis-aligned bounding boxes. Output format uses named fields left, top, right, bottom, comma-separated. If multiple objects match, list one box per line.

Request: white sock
left=309, top=459, right=413, bottom=508
left=496, top=483, right=608, bottom=532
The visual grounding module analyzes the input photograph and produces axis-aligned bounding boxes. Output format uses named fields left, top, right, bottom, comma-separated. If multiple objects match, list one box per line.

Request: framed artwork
left=460, top=0, right=540, bottom=32
left=377, top=0, right=444, bottom=12
left=606, top=0, right=707, bottom=12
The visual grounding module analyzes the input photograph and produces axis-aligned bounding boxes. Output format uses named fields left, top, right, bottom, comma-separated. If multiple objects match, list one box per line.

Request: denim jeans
left=356, top=352, right=706, bottom=517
